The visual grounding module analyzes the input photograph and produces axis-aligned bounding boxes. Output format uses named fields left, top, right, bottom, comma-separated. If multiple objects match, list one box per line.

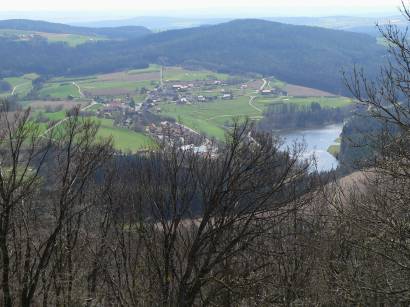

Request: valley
left=1, top=65, right=352, bottom=157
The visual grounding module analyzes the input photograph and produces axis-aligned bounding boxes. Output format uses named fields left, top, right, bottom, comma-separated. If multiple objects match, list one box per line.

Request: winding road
left=248, top=95, right=262, bottom=113
left=40, top=101, right=98, bottom=137
left=72, top=82, right=84, bottom=98
left=41, top=81, right=95, bottom=137
left=206, top=96, right=263, bottom=121
left=260, top=78, right=268, bottom=91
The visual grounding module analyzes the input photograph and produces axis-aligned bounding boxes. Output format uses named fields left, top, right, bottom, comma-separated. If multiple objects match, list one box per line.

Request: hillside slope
left=0, top=19, right=152, bottom=39
left=131, top=19, right=385, bottom=94
left=0, top=19, right=385, bottom=94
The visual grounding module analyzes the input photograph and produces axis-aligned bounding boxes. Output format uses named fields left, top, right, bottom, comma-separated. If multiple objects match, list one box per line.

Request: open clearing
left=34, top=110, right=156, bottom=152
left=0, top=29, right=105, bottom=47
left=158, top=95, right=352, bottom=139
left=0, top=73, right=38, bottom=97
left=27, top=100, right=89, bottom=109
left=41, top=67, right=162, bottom=97
left=163, top=67, right=231, bottom=81
left=285, top=84, right=337, bottom=97
left=38, top=82, right=81, bottom=99
left=159, top=96, right=271, bottom=139
left=92, top=117, right=156, bottom=152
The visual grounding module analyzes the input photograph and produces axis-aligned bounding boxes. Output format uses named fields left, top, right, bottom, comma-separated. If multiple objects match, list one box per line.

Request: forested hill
left=0, top=19, right=385, bottom=94
left=131, top=19, right=385, bottom=94
left=0, top=19, right=152, bottom=39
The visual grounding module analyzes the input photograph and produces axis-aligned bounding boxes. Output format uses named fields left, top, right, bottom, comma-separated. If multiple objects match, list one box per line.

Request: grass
left=163, top=67, right=231, bottom=82
left=79, top=80, right=157, bottom=91
left=129, top=64, right=161, bottom=74
left=159, top=95, right=352, bottom=139
left=255, top=96, right=352, bottom=108
left=33, top=110, right=156, bottom=152
left=37, top=66, right=233, bottom=99
left=268, top=78, right=287, bottom=90
left=42, top=71, right=160, bottom=97
left=44, top=33, right=106, bottom=47
left=0, top=73, right=39, bottom=98
left=327, top=145, right=341, bottom=158
left=38, top=83, right=80, bottom=99
left=0, top=29, right=106, bottom=47
left=159, top=96, right=267, bottom=139
left=327, top=136, right=342, bottom=158
left=93, top=117, right=156, bottom=152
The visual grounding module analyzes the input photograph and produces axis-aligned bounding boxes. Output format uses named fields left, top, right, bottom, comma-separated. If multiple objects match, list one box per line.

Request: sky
left=0, top=0, right=403, bottom=21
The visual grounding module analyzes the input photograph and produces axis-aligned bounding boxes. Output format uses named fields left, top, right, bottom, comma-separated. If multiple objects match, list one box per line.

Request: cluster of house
left=146, top=121, right=217, bottom=157
left=147, top=121, right=197, bottom=143
left=142, top=79, right=235, bottom=107
left=96, top=98, right=141, bottom=119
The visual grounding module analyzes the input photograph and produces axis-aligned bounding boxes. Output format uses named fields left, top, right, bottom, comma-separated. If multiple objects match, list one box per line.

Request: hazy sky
left=0, top=0, right=403, bottom=21
left=0, top=0, right=401, bottom=11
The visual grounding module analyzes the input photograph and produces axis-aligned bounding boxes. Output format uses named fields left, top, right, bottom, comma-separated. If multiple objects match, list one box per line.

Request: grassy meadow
left=0, top=29, right=105, bottom=47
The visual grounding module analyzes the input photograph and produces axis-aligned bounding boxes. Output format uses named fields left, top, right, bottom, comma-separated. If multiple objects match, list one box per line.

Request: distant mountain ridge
left=129, top=19, right=385, bottom=94
left=73, top=15, right=406, bottom=36
left=0, top=19, right=152, bottom=39
left=0, top=19, right=386, bottom=95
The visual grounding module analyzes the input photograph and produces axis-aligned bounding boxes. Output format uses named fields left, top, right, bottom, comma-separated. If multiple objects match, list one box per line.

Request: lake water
left=279, top=124, right=343, bottom=172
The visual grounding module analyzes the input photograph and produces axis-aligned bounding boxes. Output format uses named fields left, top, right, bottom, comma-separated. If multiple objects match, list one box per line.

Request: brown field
left=286, top=84, right=337, bottom=97
left=97, top=71, right=160, bottom=82
left=28, top=100, right=89, bottom=109
left=85, top=88, right=135, bottom=96
left=246, top=80, right=264, bottom=90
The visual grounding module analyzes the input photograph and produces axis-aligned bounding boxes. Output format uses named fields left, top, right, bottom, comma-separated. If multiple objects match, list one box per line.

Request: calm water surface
left=279, top=124, right=343, bottom=172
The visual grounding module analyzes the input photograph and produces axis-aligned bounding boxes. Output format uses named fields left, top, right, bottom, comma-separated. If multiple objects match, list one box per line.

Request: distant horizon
left=0, top=9, right=402, bottom=24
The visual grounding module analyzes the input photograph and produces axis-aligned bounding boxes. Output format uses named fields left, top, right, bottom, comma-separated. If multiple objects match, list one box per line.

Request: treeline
left=0, top=80, right=11, bottom=93
left=0, top=19, right=385, bottom=94
left=258, top=102, right=350, bottom=131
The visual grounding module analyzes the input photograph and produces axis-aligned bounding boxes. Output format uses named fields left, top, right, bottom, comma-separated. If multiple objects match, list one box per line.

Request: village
left=80, top=74, right=288, bottom=155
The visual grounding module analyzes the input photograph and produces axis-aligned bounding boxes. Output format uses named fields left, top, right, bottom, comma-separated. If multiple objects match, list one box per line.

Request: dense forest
left=0, top=19, right=385, bottom=94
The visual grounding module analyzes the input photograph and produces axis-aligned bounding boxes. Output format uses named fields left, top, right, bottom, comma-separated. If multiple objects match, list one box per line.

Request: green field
left=159, top=95, right=352, bottom=139
left=93, top=117, right=156, bottom=152
left=38, top=82, right=80, bottom=99
left=129, top=64, right=161, bottom=74
left=255, top=96, right=352, bottom=108
left=327, top=137, right=342, bottom=158
left=163, top=67, right=231, bottom=81
left=159, top=96, right=268, bottom=139
left=0, top=73, right=39, bottom=98
left=0, top=29, right=106, bottom=47
left=327, top=144, right=341, bottom=158
left=40, top=68, right=161, bottom=98
left=34, top=110, right=156, bottom=152
left=79, top=80, right=157, bottom=91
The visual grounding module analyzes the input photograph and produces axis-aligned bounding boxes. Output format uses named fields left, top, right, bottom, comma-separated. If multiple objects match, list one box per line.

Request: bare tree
left=0, top=104, right=113, bottom=307
left=102, top=120, right=312, bottom=306
left=327, top=3, right=410, bottom=303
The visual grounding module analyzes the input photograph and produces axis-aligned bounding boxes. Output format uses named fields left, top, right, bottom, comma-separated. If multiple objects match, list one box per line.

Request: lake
left=279, top=124, right=343, bottom=172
